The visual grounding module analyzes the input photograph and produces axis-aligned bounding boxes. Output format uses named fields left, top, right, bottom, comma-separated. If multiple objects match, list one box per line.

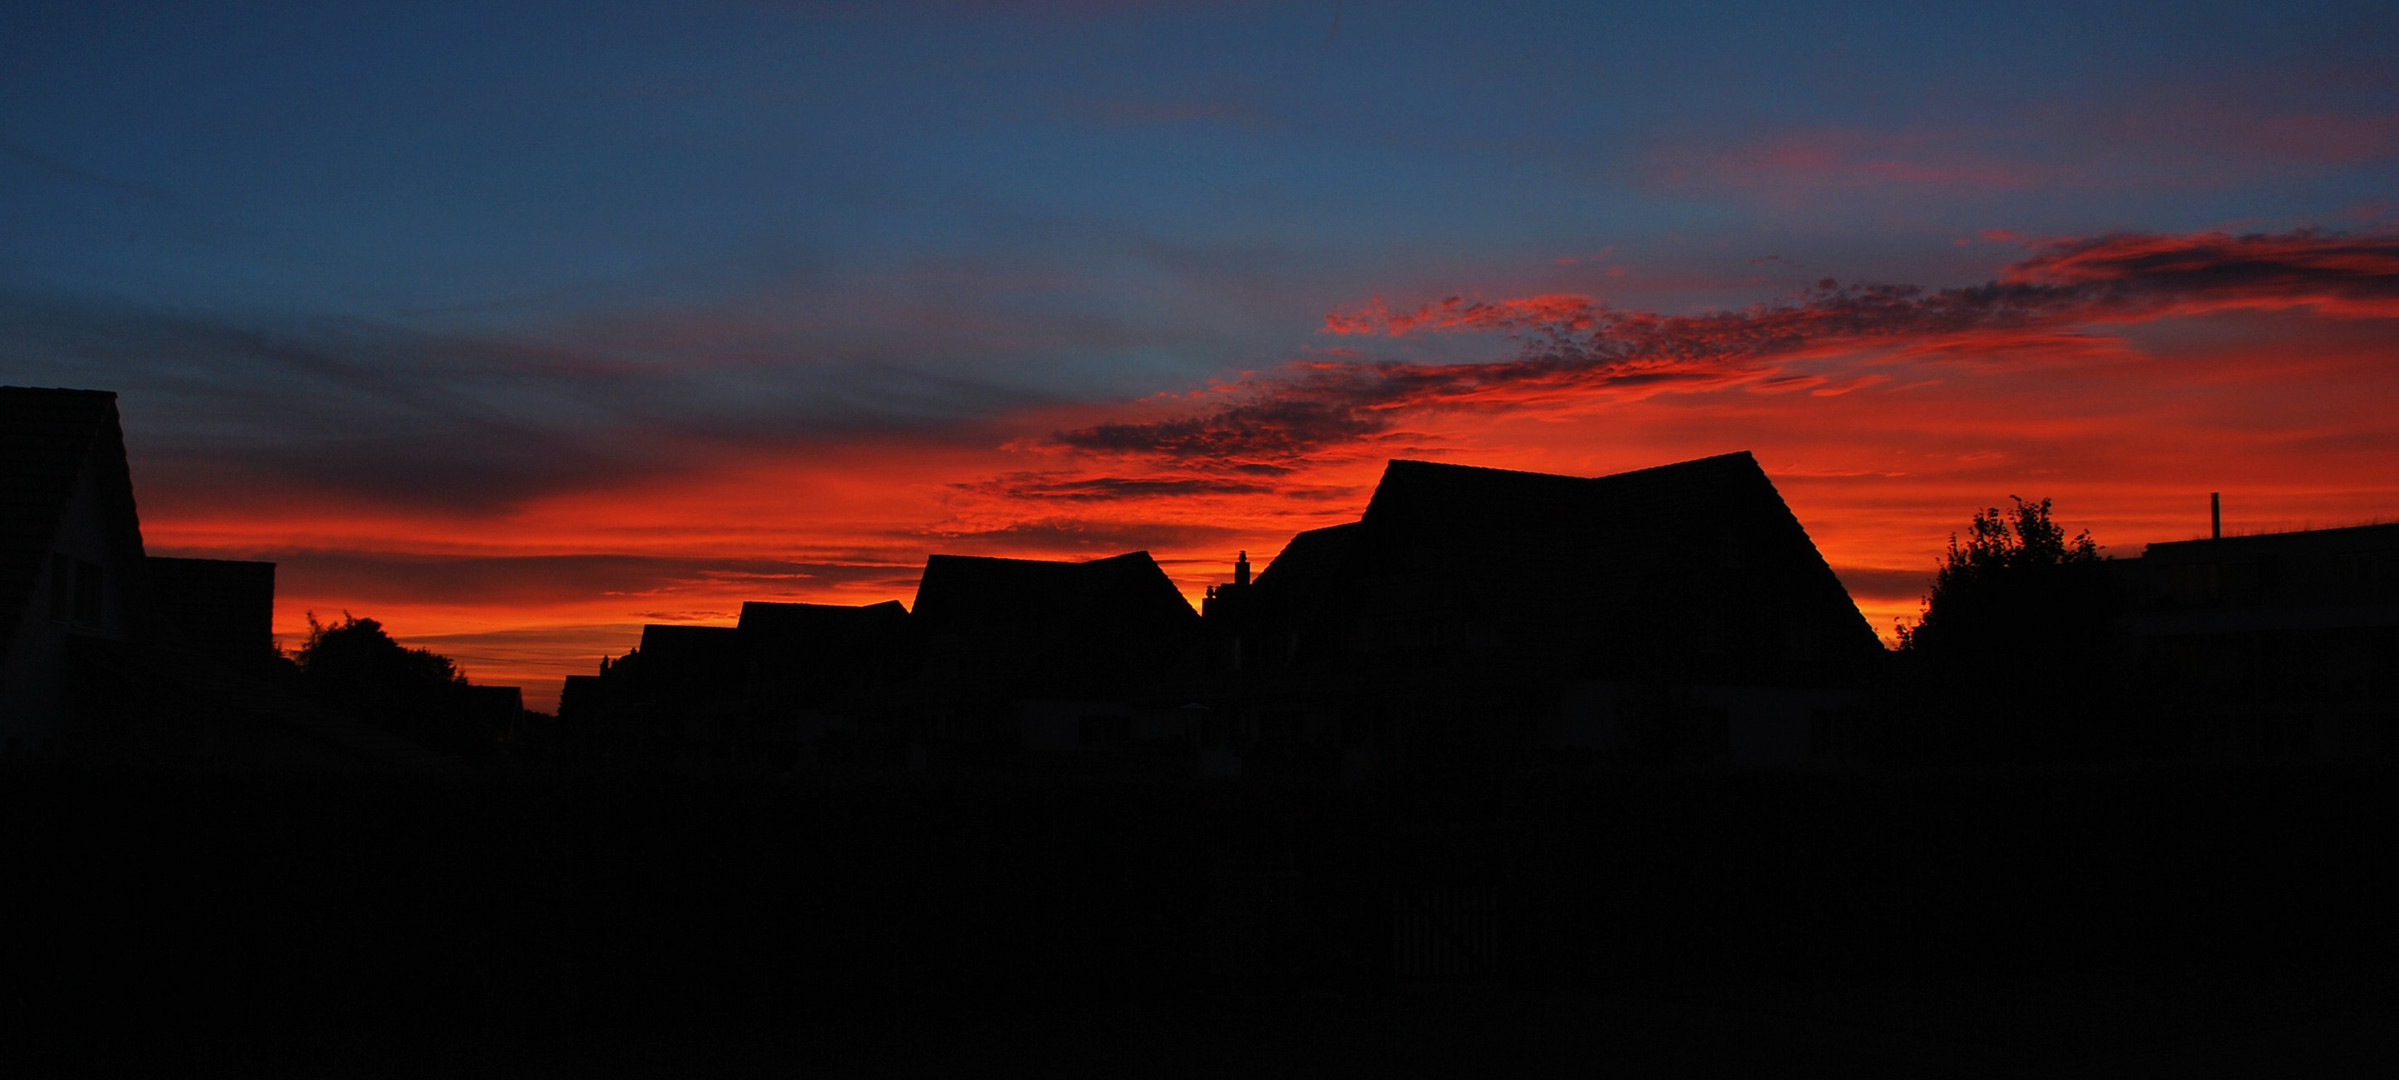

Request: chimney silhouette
left=1234, top=550, right=1250, bottom=588
left=2211, top=492, right=2221, bottom=540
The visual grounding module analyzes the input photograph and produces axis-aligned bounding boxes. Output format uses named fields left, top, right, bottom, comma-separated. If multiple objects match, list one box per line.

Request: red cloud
left=1324, top=294, right=1605, bottom=337
left=2003, top=230, right=2399, bottom=319
left=1056, top=228, right=2399, bottom=469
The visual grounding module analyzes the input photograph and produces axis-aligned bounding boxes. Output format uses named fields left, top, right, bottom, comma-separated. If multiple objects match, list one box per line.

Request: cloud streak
left=1049, top=229, right=2399, bottom=469
left=258, top=552, right=910, bottom=609
left=958, top=473, right=1282, bottom=501
left=0, top=289, right=1061, bottom=514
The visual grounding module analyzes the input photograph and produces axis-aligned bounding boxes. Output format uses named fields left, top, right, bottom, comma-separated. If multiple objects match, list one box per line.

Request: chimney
left=2211, top=492, right=2221, bottom=540
left=1234, top=550, right=1251, bottom=588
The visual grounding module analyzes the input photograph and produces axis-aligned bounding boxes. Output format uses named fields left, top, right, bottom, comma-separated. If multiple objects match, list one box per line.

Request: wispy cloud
left=1321, top=294, right=1604, bottom=337
left=958, top=473, right=1280, bottom=500
left=1999, top=229, right=2399, bottom=318
left=908, top=517, right=1245, bottom=553
left=1048, top=228, right=2399, bottom=469
left=0, top=289, right=1060, bottom=514
left=258, top=552, right=905, bottom=609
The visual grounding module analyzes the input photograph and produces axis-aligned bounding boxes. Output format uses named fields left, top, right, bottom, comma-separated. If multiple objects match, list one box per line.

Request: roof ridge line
left=1379, top=451, right=1757, bottom=481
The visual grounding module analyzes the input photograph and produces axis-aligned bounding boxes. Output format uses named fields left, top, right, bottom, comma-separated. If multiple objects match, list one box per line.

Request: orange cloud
left=1059, top=228, right=2399, bottom=473
left=2001, top=229, right=2399, bottom=319
left=1322, top=294, right=1605, bottom=336
left=129, top=228, right=2399, bottom=708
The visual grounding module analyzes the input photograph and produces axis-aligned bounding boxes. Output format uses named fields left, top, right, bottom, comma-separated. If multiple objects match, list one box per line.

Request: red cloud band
left=1057, top=228, right=2399, bottom=469
left=2002, top=229, right=2399, bottom=319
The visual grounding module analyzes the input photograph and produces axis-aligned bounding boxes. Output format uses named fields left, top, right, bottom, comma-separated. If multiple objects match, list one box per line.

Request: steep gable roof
left=1, top=387, right=144, bottom=661
left=633, top=624, right=749, bottom=702
left=1361, top=452, right=1766, bottom=538
left=1251, top=522, right=1360, bottom=590
left=910, top=551, right=1198, bottom=696
left=1255, top=452, right=1883, bottom=683
left=736, top=600, right=915, bottom=709
left=912, top=551, right=1193, bottom=627
left=737, top=599, right=909, bottom=638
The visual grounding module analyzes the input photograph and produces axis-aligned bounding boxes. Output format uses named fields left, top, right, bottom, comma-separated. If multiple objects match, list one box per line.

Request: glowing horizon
left=109, top=226, right=2399, bottom=710
left=9, top=4, right=2394, bottom=711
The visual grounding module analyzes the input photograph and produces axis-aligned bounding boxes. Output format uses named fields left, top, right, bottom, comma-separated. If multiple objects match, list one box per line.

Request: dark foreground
left=8, top=761, right=2395, bottom=1076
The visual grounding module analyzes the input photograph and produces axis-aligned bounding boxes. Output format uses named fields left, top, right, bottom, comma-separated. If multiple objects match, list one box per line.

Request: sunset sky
left=6, top=1, right=2397, bottom=709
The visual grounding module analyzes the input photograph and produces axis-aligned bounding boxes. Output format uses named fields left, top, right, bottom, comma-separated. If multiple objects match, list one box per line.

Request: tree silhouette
left=1892, top=498, right=2127, bottom=761
left=296, top=613, right=484, bottom=755
left=1898, top=496, right=2100, bottom=655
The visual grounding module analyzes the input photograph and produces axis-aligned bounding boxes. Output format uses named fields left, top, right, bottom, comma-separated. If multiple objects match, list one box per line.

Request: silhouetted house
left=1208, top=453, right=1885, bottom=776
left=631, top=624, right=749, bottom=702
left=620, top=624, right=749, bottom=758
left=739, top=599, right=911, bottom=764
left=2125, top=522, right=2399, bottom=759
left=553, top=672, right=610, bottom=756
left=1, top=388, right=155, bottom=752
left=461, top=683, right=526, bottom=750
left=146, top=556, right=278, bottom=671
left=0, top=386, right=451, bottom=770
left=905, top=551, right=1201, bottom=769
left=1200, top=549, right=1255, bottom=669
left=740, top=599, right=911, bottom=704
left=559, top=602, right=916, bottom=768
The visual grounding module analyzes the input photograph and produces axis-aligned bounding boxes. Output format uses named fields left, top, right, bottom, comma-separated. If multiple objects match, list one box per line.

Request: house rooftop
left=909, top=551, right=1198, bottom=697
left=1361, top=452, right=1767, bottom=532
left=737, top=599, right=909, bottom=637
left=912, top=551, right=1194, bottom=626
left=1, top=387, right=135, bottom=661
left=2146, top=520, right=2399, bottom=557
left=1248, top=451, right=1883, bottom=682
